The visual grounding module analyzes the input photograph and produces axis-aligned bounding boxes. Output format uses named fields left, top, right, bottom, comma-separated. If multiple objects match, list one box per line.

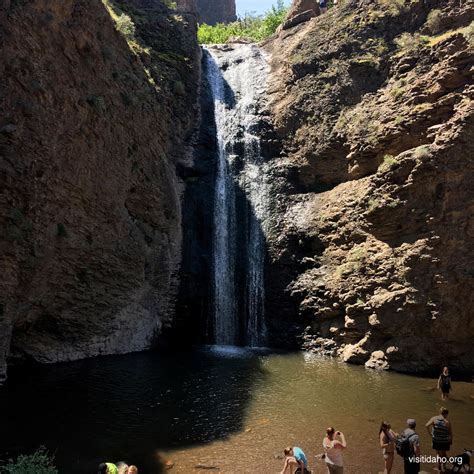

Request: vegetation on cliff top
left=198, top=1, right=288, bottom=44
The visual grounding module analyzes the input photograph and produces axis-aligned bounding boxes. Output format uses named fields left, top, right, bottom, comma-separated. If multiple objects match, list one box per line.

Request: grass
left=335, top=247, right=367, bottom=279
left=367, top=198, right=380, bottom=212
left=463, top=21, right=474, bottom=46
left=394, top=32, right=429, bottom=52
left=425, top=9, right=442, bottom=34
left=378, top=154, right=397, bottom=172
left=425, top=22, right=474, bottom=47
left=198, top=1, right=288, bottom=44
left=347, top=246, right=367, bottom=262
left=412, top=102, right=432, bottom=114
left=413, top=145, right=431, bottom=159
left=377, top=0, right=408, bottom=16
left=390, top=86, right=405, bottom=99
left=115, top=12, right=136, bottom=40
left=394, top=115, right=405, bottom=125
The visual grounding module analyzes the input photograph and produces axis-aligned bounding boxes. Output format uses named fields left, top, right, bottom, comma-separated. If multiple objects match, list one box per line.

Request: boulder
left=280, top=0, right=319, bottom=31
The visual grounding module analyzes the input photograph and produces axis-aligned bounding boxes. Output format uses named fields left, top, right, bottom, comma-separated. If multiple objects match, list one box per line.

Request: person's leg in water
left=436, top=450, right=447, bottom=472
left=384, top=452, right=394, bottom=473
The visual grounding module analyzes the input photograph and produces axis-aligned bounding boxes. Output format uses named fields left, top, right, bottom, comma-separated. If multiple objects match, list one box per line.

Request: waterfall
left=205, top=44, right=269, bottom=347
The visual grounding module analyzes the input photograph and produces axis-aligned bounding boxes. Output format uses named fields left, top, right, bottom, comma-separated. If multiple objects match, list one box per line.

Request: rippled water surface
left=1, top=348, right=473, bottom=473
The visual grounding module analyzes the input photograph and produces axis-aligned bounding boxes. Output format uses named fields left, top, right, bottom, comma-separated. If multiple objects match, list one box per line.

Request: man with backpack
left=396, top=419, right=421, bottom=473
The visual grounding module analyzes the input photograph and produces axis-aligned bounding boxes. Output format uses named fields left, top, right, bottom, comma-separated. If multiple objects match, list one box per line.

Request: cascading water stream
left=205, top=44, right=270, bottom=347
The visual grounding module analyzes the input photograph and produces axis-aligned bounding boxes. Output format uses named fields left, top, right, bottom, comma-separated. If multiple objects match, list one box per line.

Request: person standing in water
left=438, top=366, right=452, bottom=400
left=323, top=427, right=346, bottom=473
left=379, top=421, right=398, bottom=473
left=426, top=407, right=453, bottom=472
left=398, top=419, right=420, bottom=474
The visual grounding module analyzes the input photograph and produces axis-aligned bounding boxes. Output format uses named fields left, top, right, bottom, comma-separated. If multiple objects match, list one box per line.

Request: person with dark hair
left=319, top=0, right=328, bottom=13
left=323, top=427, right=346, bottom=473
left=97, top=463, right=118, bottom=474
left=379, top=421, right=398, bottom=473
left=426, top=407, right=453, bottom=472
left=438, top=366, right=452, bottom=400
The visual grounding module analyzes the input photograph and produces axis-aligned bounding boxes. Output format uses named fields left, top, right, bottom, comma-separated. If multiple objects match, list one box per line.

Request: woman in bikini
left=379, top=421, right=398, bottom=473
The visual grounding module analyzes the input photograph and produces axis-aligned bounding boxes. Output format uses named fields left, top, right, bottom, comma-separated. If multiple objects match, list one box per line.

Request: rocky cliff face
left=196, top=0, right=237, bottom=25
left=0, top=0, right=200, bottom=381
left=263, top=0, right=474, bottom=373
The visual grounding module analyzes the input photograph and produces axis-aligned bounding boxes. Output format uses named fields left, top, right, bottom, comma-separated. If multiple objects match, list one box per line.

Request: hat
left=407, top=418, right=416, bottom=426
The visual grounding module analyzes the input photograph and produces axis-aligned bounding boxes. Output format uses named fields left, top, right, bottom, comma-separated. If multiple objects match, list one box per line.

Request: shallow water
left=1, top=348, right=472, bottom=473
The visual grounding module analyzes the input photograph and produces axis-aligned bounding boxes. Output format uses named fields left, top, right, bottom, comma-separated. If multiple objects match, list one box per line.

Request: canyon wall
left=0, top=0, right=200, bottom=381
left=196, top=0, right=237, bottom=25
left=262, top=0, right=474, bottom=373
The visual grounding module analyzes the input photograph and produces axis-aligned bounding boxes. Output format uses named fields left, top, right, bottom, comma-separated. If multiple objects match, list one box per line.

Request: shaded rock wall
left=0, top=0, right=200, bottom=380
left=262, top=0, right=474, bottom=373
left=196, top=0, right=237, bottom=25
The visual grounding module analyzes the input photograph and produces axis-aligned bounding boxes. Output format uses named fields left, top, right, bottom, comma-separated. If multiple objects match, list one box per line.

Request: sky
left=236, top=0, right=291, bottom=17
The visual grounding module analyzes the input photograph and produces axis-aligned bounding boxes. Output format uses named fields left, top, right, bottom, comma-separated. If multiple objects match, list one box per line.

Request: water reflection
left=0, top=350, right=473, bottom=473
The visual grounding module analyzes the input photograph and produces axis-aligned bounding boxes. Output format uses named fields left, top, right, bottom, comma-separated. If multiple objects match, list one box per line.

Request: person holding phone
left=322, top=427, right=347, bottom=473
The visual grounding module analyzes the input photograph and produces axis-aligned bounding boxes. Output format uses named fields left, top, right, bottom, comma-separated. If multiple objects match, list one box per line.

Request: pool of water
left=1, top=347, right=472, bottom=473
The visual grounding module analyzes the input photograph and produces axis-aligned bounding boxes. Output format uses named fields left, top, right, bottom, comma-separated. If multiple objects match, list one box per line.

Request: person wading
left=323, top=427, right=346, bottom=473
left=426, top=407, right=453, bottom=472
left=438, top=366, right=452, bottom=400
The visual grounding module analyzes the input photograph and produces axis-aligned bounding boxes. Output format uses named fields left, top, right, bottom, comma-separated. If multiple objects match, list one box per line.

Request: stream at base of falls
left=1, top=348, right=473, bottom=473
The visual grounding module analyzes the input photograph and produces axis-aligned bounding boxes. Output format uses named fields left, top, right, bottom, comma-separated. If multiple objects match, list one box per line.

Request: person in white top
left=322, top=427, right=347, bottom=474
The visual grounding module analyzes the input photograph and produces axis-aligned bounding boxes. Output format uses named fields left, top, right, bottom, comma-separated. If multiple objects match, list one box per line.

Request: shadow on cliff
left=171, top=48, right=300, bottom=350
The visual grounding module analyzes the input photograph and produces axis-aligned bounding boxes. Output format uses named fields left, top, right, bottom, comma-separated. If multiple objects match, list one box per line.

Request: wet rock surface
left=263, top=0, right=474, bottom=373
left=0, top=0, right=200, bottom=380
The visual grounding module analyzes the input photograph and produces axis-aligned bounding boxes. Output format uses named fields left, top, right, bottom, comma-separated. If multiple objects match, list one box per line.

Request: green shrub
left=2, top=447, right=58, bottom=474
left=378, top=0, right=406, bottom=16
left=115, top=13, right=136, bottom=40
left=378, top=154, right=397, bottom=172
left=413, top=145, right=430, bottom=159
left=394, top=32, right=428, bottom=52
left=463, top=20, right=474, bottom=46
left=198, top=1, right=288, bottom=44
left=426, top=9, right=442, bottom=34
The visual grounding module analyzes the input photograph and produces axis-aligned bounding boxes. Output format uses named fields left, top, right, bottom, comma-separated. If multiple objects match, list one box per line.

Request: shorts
left=326, top=464, right=343, bottom=474
left=433, top=441, right=451, bottom=451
